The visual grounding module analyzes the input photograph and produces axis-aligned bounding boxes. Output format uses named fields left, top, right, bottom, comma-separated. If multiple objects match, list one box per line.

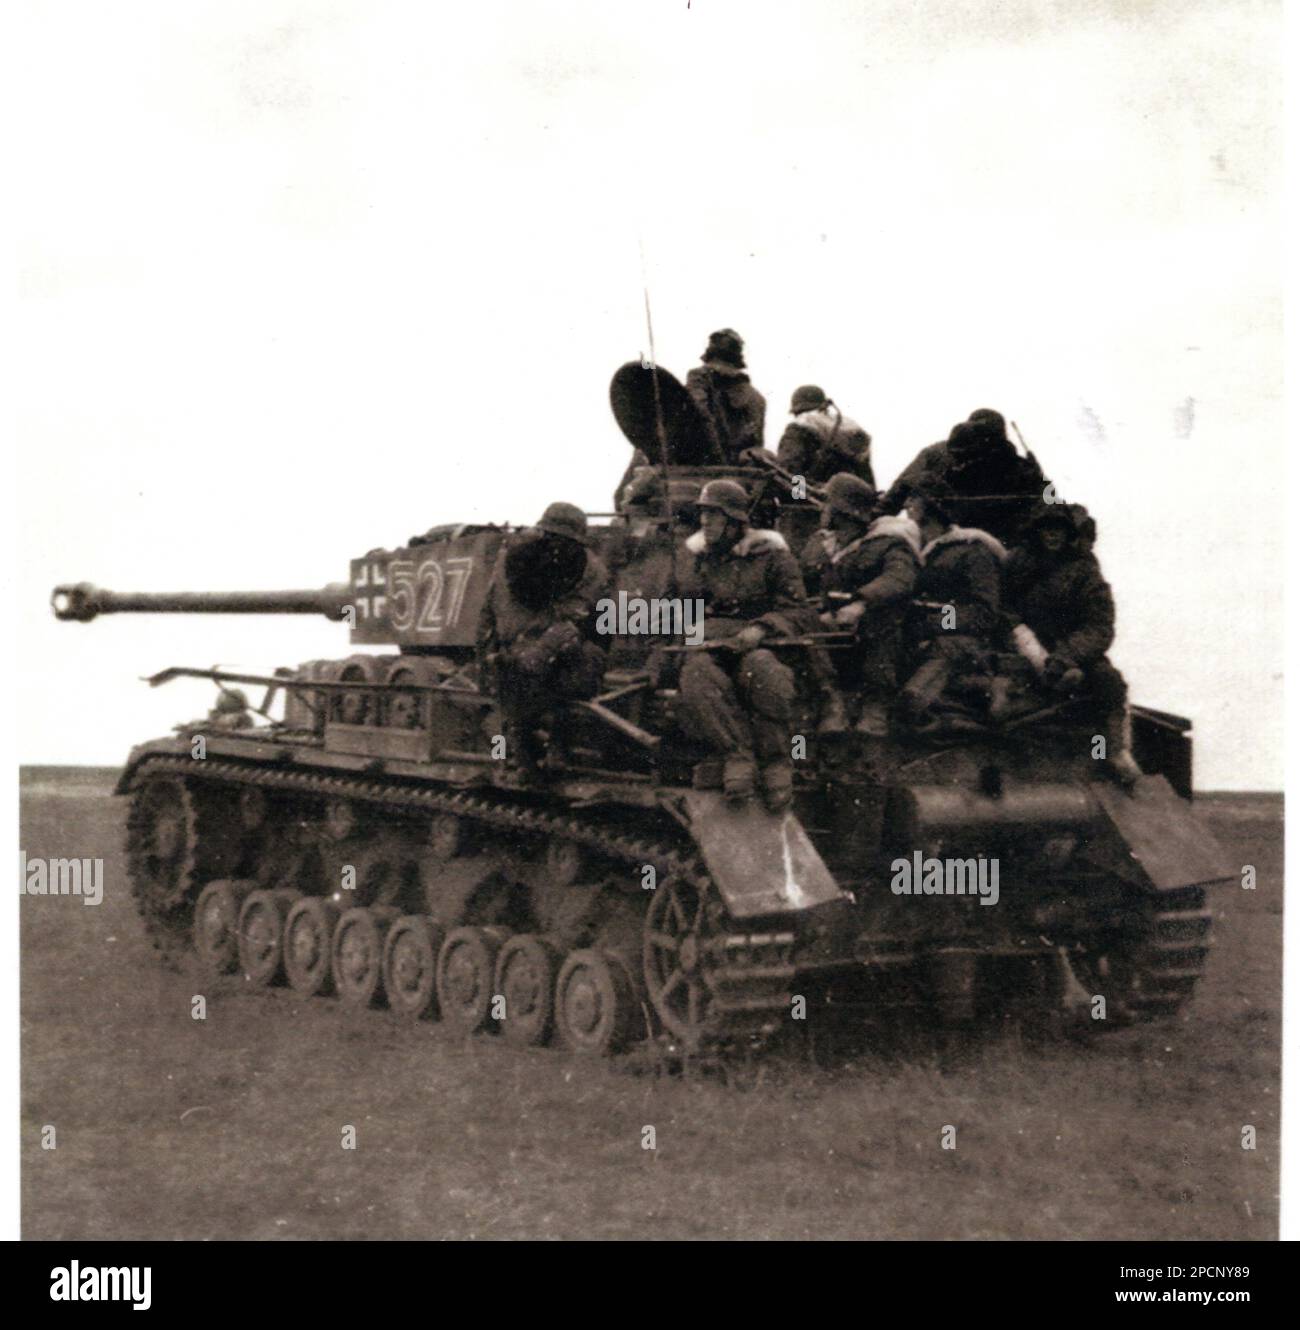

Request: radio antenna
left=638, top=241, right=676, bottom=533
left=639, top=240, right=679, bottom=599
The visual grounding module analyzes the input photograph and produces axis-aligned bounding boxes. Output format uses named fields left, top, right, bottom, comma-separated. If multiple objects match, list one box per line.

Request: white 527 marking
left=388, top=556, right=474, bottom=634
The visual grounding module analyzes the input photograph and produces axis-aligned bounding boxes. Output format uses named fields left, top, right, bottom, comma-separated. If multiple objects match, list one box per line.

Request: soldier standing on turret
left=676, top=479, right=819, bottom=811
left=801, top=474, right=921, bottom=735
left=478, top=502, right=611, bottom=778
left=684, top=329, right=767, bottom=464
left=776, top=385, right=874, bottom=488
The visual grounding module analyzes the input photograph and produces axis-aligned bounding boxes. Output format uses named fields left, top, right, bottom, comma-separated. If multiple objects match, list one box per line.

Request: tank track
left=1122, top=883, right=1214, bottom=1022
left=1069, top=877, right=1214, bottom=1026
left=121, top=752, right=798, bottom=1053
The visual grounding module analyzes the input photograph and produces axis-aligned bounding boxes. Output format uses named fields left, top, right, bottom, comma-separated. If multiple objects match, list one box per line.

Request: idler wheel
left=128, top=777, right=196, bottom=911
left=193, top=879, right=255, bottom=976
left=382, top=916, right=445, bottom=1019
left=494, top=934, right=562, bottom=1048
left=331, top=906, right=398, bottom=1008
left=238, top=888, right=299, bottom=986
left=555, top=949, right=636, bottom=1056
left=436, top=926, right=510, bottom=1035
left=283, top=896, right=341, bottom=996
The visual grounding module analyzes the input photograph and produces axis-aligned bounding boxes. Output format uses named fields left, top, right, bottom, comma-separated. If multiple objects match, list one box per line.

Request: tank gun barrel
left=51, top=582, right=352, bottom=623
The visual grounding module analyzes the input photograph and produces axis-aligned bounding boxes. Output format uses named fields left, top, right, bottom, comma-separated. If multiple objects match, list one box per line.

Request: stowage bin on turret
left=50, top=363, right=1235, bottom=1060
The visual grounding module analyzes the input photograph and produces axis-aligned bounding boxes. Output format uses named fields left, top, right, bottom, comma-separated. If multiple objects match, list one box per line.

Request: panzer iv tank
left=49, top=363, right=1236, bottom=1058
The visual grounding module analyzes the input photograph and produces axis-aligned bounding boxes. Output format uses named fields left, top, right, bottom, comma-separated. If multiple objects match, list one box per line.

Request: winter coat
left=1004, top=541, right=1115, bottom=668
left=802, top=514, right=921, bottom=607
left=479, top=537, right=612, bottom=658
left=913, top=526, right=1009, bottom=642
left=884, top=439, right=1049, bottom=546
left=776, top=406, right=874, bottom=487
left=683, top=527, right=814, bottom=639
left=685, top=362, right=767, bottom=463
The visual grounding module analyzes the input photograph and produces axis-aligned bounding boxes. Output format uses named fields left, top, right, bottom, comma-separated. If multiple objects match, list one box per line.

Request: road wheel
left=494, top=934, right=561, bottom=1048
left=556, top=949, right=635, bottom=1056
left=383, top=916, right=444, bottom=1019
left=238, top=888, right=298, bottom=986
left=284, top=896, right=341, bottom=996
left=437, top=926, right=509, bottom=1035
left=332, top=906, right=397, bottom=1007
left=193, top=879, right=255, bottom=975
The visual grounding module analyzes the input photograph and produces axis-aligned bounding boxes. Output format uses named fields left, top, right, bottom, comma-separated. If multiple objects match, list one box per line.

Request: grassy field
left=20, top=770, right=1281, bottom=1240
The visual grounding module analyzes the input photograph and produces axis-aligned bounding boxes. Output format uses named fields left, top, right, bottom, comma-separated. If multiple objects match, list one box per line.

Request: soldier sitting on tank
left=882, top=409, right=1049, bottom=547
left=896, top=478, right=1010, bottom=726
left=1004, top=502, right=1142, bottom=785
left=684, top=329, right=767, bottom=465
left=801, top=474, right=922, bottom=736
left=676, top=479, right=828, bottom=811
left=478, top=502, right=611, bottom=778
left=776, top=385, right=874, bottom=489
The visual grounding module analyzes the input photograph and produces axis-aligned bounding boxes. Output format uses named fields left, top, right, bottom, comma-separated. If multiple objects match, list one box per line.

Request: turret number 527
left=387, top=556, right=474, bottom=635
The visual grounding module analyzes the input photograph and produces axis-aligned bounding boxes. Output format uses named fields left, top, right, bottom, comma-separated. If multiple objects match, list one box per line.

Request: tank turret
left=51, top=524, right=508, bottom=652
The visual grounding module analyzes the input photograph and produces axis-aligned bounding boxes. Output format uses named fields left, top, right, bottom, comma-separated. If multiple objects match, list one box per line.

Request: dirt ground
left=19, top=768, right=1281, bottom=1240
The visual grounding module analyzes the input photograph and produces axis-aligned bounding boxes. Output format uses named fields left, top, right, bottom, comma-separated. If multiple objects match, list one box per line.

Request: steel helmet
left=695, top=479, right=750, bottom=523
left=824, top=473, right=877, bottom=523
left=535, top=501, right=589, bottom=545
left=790, top=384, right=829, bottom=414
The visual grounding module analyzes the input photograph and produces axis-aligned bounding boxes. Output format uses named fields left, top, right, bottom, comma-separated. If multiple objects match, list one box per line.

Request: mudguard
left=679, top=792, right=847, bottom=920
left=1091, top=774, right=1236, bottom=890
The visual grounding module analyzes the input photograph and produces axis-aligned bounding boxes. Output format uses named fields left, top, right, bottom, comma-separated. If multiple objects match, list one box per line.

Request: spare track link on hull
left=121, top=752, right=798, bottom=1052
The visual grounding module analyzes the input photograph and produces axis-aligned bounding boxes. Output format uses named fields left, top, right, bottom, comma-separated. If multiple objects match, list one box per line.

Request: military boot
left=816, top=690, right=851, bottom=735
left=854, top=700, right=890, bottom=737
left=722, top=753, right=758, bottom=803
left=759, top=760, right=794, bottom=814
left=500, top=716, right=547, bottom=785
left=1102, top=708, right=1142, bottom=789
left=900, top=653, right=955, bottom=725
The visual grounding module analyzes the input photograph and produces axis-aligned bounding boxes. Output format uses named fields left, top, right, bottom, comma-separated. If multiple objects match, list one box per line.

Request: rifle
left=740, top=447, right=827, bottom=506
left=660, top=631, right=854, bottom=653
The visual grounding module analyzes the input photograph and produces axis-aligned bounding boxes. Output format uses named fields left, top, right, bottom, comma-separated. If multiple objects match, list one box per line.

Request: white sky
left=14, top=0, right=1284, bottom=788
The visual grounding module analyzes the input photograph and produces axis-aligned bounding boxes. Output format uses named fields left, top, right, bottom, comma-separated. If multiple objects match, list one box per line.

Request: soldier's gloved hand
left=1042, top=654, right=1068, bottom=681
left=538, top=621, right=581, bottom=657
left=733, top=624, right=767, bottom=653
left=1044, top=654, right=1083, bottom=695
left=512, top=622, right=580, bottom=676
left=834, top=601, right=866, bottom=628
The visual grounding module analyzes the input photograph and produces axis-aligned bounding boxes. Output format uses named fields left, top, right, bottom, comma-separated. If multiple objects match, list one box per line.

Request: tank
left=48, top=364, right=1235, bottom=1058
